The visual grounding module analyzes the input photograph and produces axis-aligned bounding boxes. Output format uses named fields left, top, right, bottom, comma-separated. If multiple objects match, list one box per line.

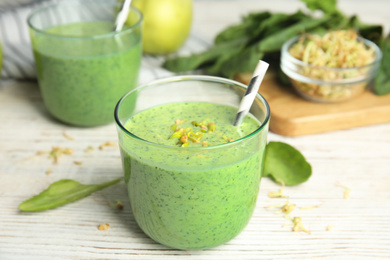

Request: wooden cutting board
left=235, top=73, right=390, bottom=137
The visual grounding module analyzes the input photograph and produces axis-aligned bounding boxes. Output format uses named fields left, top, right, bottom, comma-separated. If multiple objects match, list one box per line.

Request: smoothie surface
left=124, top=102, right=261, bottom=147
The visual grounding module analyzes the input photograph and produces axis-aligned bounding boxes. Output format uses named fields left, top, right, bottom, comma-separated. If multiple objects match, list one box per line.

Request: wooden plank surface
left=1, top=76, right=390, bottom=259
left=235, top=73, right=390, bottom=136
left=1, top=1, right=390, bottom=259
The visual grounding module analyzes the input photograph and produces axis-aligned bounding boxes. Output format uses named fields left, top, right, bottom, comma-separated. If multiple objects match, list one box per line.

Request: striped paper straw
left=114, top=0, right=132, bottom=32
left=233, top=60, right=269, bottom=126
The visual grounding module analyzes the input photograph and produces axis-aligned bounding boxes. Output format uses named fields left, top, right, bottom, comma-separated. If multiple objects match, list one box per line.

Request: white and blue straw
left=233, top=60, right=269, bottom=126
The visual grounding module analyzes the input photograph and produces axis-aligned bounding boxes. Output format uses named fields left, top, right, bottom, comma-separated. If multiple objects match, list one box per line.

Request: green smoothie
left=119, top=102, right=267, bottom=249
left=31, top=21, right=142, bottom=126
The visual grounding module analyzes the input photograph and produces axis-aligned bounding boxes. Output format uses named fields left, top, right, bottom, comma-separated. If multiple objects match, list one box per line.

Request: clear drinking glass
left=115, top=75, right=270, bottom=250
left=27, top=0, right=142, bottom=126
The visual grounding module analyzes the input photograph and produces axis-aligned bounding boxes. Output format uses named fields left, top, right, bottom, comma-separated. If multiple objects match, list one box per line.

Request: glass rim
left=27, top=0, right=143, bottom=40
left=114, top=75, right=271, bottom=151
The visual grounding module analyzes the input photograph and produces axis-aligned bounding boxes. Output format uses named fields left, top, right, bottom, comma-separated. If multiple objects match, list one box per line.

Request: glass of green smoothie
left=115, top=75, right=270, bottom=250
left=27, top=0, right=142, bottom=126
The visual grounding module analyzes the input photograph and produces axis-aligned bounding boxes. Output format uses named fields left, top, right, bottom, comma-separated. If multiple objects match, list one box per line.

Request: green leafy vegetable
left=300, top=0, right=338, bottom=14
left=374, top=33, right=390, bottom=95
left=19, top=178, right=122, bottom=212
left=215, top=11, right=272, bottom=44
left=343, top=15, right=383, bottom=44
left=256, top=15, right=330, bottom=53
left=163, top=38, right=247, bottom=74
left=162, top=0, right=385, bottom=92
left=263, top=142, right=312, bottom=186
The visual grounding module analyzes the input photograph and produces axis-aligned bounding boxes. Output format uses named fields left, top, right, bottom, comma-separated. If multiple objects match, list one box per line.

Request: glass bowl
left=280, top=35, right=382, bottom=103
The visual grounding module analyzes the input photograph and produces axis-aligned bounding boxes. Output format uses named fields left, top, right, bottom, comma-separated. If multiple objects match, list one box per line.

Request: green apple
left=129, top=0, right=192, bottom=55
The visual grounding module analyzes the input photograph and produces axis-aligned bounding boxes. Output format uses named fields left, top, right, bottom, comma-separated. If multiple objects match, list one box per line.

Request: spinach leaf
left=253, top=11, right=308, bottom=40
left=207, top=43, right=264, bottom=78
left=263, top=142, right=312, bottom=186
left=346, top=15, right=383, bottom=44
left=163, top=37, right=247, bottom=73
left=257, top=15, right=330, bottom=53
left=374, top=34, right=390, bottom=95
left=321, top=12, right=350, bottom=31
left=300, top=0, right=338, bottom=14
left=215, top=11, right=271, bottom=44
left=208, top=10, right=315, bottom=77
left=19, top=178, right=122, bottom=212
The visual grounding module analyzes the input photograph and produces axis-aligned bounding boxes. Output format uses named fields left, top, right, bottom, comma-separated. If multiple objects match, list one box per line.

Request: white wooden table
left=1, top=0, right=390, bottom=259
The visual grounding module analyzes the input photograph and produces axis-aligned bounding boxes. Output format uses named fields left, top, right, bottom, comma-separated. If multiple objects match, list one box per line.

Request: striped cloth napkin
left=0, top=0, right=211, bottom=84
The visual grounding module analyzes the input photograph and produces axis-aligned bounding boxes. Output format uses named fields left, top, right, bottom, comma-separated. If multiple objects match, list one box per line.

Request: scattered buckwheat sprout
left=109, top=200, right=124, bottom=210
left=98, top=224, right=110, bottom=230
left=36, top=147, right=74, bottom=164
left=300, top=205, right=321, bottom=210
left=264, top=184, right=333, bottom=235
left=99, top=141, right=117, bottom=150
left=326, top=225, right=335, bottom=231
left=84, top=145, right=95, bottom=153
left=268, top=181, right=289, bottom=198
left=62, top=131, right=75, bottom=141
left=336, top=182, right=351, bottom=199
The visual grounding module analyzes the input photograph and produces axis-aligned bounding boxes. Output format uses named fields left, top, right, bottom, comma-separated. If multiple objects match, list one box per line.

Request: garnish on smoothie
left=125, top=102, right=258, bottom=149
left=168, top=119, right=224, bottom=147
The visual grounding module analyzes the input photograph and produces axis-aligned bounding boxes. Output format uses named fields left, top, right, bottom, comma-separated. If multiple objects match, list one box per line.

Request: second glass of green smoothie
left=28, top=0, right=142, bottom=126
left=115, top=75, right=270, bottom=250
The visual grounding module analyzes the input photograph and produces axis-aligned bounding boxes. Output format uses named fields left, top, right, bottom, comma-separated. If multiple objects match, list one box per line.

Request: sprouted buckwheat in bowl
left=281, top=30, right=382, bottom=103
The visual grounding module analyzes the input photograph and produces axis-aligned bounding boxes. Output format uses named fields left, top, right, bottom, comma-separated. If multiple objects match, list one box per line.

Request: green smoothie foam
left=119, top=102, right=267, bottom=249
left=32, top=21, right=141, bottom=126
